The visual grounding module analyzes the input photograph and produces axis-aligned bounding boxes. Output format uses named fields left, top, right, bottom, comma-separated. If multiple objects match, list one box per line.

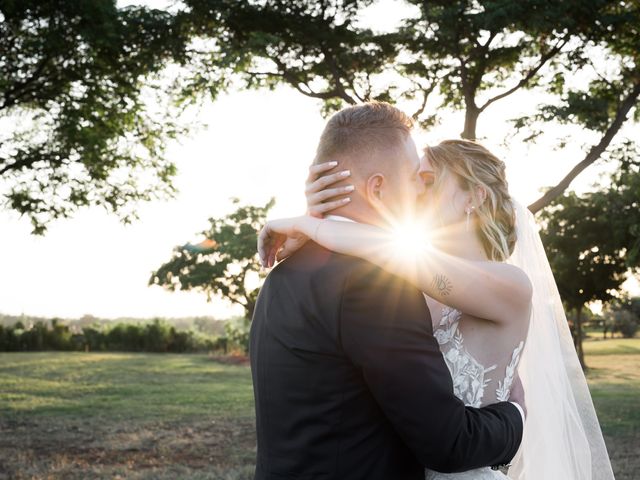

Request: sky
left=0, top=0, right=637, bottom=320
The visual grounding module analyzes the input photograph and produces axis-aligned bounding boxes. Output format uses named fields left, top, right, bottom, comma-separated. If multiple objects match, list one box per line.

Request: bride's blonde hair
left=424, top=139, right=516, bottom=262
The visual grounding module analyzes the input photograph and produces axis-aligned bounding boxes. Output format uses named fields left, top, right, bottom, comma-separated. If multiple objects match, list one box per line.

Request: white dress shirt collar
left=325, top=215, right=356, bottom=223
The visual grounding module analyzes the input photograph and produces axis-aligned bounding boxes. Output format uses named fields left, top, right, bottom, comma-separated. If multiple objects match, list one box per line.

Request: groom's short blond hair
left=313, top=102, right=413, bottom=172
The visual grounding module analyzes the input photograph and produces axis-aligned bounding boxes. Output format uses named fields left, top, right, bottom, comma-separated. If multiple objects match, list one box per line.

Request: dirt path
left=0, top=417, right=636, bottom=479
left=0, top=416, right=256, bottom=480
left=605, top=432, right=640, bottom=480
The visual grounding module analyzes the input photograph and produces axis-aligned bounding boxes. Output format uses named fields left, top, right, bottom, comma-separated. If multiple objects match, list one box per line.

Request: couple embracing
left=250, top=102, right=614, bottom=480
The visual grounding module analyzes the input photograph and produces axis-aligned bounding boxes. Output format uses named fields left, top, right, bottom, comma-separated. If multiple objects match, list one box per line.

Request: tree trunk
left=461, top=106, right=479, bottom=140
left=575, top=306, right=586, bottom=369
left=246, top=299, right=256, bottom=322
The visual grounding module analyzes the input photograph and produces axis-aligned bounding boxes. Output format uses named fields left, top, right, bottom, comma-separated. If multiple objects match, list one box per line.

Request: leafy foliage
left=175, top=0, right=639, bottom=212
left=0, top=0, right=189, bottom=233
left=607, top=146, right=640, bottom=267
left=603, top=296, right=640, bottom=339
left=3, top=0, right=638, bottom=230
left=180, top=0, right=397, bottom=111
left=177, top=0, right=599, bottom=133
left=538, top=162, right=640, bottom=365
left=150, top=198, right=275, bottom=320
left=224, top=316, right=251, bottom=353
left=0, top=318, right=220, bottom=353
left=513, top=0, right=640, bottom=211
left=398, top=0, right=610, bottom=136
left=540, top=192, right=629, bottom=310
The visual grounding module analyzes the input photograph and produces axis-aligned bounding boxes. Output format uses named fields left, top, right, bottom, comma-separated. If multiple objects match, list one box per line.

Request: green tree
left=49, top=318, right=72, bottom=350
left=601, top=311, right=616, bottom=339
left=515, top=1, right=640, bottom=212
left=398, top=0, right=603, bottom=139
left=539, top=190, right=631, bottom=368
left=6, top=1, right=638, bottom=232
left=182, top=0, right=396, bottom=112
left=224, top=316, right=251, bottom=353
left=607, top=150, right=640, bottom=268
left=150, top=198, right=275, bottom=320
left=178, top=0, right=639, bottom=212
left=182, top=0, right=603, bottom=133
left=0, top=0, right=188, bottom=233
left=604, top=295, right=640, bottom=338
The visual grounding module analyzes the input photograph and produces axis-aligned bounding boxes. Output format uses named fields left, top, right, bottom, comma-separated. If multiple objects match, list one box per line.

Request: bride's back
left=426, top=296, right=528, bottom=408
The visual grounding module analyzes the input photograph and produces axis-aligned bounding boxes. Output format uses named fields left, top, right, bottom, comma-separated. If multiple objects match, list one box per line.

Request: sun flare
left=391, top=221, right=433, bottom=260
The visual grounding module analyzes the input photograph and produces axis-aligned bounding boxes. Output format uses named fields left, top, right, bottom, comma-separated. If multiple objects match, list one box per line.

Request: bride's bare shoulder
left=492, top=263, right=533, bottom=319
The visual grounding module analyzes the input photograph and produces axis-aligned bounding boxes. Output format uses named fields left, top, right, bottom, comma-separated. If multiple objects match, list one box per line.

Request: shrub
left=0, top=318, right=220, bottom=353
left=614, top=310, right=639, bottom=338
left=224, top=317, right=250, bottom=354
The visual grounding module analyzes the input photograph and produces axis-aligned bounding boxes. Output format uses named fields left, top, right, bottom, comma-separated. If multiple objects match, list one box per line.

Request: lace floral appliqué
left=433, top=306, right=523, bottom=408
left=496, top=340, right=524, bottom=402
left=434, top=306, right=496, bottom=408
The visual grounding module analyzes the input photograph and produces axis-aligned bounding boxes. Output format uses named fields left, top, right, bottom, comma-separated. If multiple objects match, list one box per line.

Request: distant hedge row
left=0, top=319, right=230, bottom=353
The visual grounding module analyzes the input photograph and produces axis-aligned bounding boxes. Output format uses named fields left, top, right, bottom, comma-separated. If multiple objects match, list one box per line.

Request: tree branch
left=0, top=156, right=39, bottom=177
left=528, top=80, right=640, bottom=213
left=319, top=44, right=359, bottom=104
left=1, top=50, right=53, bottom=110
left=468, top=30, right=498, bottom=93
left=269, top=57, right=357, bottom=104
left=411, top=80, right=437, bottom=119
left=482, top=30, right=498, bottom=49
left=479, top=36, right=568, bottom=113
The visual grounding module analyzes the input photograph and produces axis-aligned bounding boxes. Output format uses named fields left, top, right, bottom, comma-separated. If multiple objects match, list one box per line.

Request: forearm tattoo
left=432, top=273, right=453, bottom=297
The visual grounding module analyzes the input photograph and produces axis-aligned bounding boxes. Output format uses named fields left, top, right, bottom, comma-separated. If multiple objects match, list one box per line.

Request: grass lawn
left=584, top=338, right=640, bottom=479
left=0, top=339, right=638, bottom=479
left=0, top=353, right=255, bottom=479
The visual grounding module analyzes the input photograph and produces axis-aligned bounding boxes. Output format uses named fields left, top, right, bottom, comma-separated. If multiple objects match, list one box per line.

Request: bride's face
left=418, top=155, right=471, bottom=230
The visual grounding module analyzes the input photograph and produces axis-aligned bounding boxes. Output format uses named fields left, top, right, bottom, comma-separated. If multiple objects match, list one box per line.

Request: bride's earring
left=465, top=206, right=474, bottom=232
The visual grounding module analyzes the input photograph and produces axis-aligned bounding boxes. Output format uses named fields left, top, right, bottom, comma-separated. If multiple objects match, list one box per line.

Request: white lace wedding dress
left=425, top=306, right=524, bottom=480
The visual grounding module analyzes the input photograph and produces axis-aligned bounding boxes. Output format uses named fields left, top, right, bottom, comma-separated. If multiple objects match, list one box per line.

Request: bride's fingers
left=276, top=244, right=295, bottom=262
left=308, top=197, right=352, bottom=217
left=276, top=238, right=301, bottom=262
left=307, top=185, right=355, bottom=207
left=305, top=169, right=351, bottom=195
left=275, top=248, right=288, bottom=262
left=264, top=236, right=285, bottom=268
left=257, top=228, right=276, bottom=266
left=306, top=161, right=338, bottom=185
left=268, top=241, right=283, bottom=268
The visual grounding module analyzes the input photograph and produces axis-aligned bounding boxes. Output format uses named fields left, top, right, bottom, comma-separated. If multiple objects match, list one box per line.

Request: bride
left=257, top=139, right=615, bottom=480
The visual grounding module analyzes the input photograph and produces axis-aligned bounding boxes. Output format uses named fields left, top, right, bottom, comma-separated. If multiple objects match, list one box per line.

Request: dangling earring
left=465, top=206, right=475, bottom=232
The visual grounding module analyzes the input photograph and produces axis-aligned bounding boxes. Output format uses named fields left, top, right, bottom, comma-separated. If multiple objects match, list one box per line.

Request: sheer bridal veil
left=506, top=200, right=615, bottom=480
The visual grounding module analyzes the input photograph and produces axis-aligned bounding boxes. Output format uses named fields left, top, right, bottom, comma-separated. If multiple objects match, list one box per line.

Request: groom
left=250, top=102, right=524, bottom=479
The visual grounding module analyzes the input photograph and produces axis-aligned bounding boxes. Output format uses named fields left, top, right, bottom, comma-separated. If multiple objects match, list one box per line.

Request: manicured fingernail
left=340, top=170, right=351, bottom=177
left=345, top=185, right=355, bottom=192
left=342, top=197, right=351, bottom=203
left=329, top=161, right=338, bottom=166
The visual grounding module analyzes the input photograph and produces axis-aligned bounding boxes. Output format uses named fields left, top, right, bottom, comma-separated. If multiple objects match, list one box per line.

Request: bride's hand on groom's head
left=306, top=161, right=353, bottom=217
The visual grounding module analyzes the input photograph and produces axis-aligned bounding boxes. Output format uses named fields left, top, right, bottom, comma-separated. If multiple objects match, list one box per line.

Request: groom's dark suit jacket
left=250, top=241, right=523, bottom=480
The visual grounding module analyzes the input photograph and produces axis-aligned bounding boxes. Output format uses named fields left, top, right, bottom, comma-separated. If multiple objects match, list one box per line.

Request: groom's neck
left=327, top=204, right=388, bottom=229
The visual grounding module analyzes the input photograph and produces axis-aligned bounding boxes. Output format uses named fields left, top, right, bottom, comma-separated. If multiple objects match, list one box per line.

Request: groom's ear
left=365, top=173, right=385, bottom=203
